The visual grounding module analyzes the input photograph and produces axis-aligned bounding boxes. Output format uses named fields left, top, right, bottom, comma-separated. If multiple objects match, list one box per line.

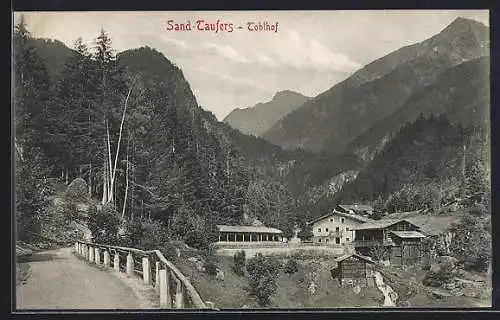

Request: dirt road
left=16, top=247, right=142, bottom=309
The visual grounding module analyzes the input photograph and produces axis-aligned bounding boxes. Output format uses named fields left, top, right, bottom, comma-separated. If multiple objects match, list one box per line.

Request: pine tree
left=14, top=15, right=52, bottom=241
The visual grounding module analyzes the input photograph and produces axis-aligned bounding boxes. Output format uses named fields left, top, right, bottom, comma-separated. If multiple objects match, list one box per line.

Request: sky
left=15, top=10, right=489, bottom=120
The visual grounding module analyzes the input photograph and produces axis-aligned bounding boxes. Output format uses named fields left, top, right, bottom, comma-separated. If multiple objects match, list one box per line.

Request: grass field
left=175, top=253, right=383, bottom=309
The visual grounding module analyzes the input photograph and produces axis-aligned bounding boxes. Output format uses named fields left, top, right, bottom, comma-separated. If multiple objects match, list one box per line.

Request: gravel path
left=16, top=247, right=143, bottom=310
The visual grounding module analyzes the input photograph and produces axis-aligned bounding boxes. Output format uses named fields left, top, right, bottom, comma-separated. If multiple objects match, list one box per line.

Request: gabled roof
left=390, top=231, right=426, bottom=239
left=334, top=253, right=375, bottom=264
left=216, top=225, right=283, bottom=234
left=353, top=219, right=420, bottom=231
left=307, top=210, right=369, bottom=225
left=337, top=204, right=374, bottom=212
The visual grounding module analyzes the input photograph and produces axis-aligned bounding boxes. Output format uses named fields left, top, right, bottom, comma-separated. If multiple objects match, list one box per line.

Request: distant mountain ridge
left=223, top=90, right=310, bottom=137
left=263, top=17, right=489, bottom=154
left=347, top=56, right=490, bottom=162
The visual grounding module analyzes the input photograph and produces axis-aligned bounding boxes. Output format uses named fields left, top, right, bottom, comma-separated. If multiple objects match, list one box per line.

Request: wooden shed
left=389, top=231, right=426, bottom=265
left=331, top=253, right=376, bottom=287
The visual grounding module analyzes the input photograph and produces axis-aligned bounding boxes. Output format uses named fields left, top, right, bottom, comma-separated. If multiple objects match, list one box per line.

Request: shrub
left=137, top=219, right=169, bottom=250
left=118, top=219, right=145, bottom=248
left=161, top=242, right=179, bottom=262
left=64, top=178, right=88, bottom=203
left=87, top=204, right=120, bottom=245
left=297, top=224, right=313, bottom=241
left=203, top=244, right=219, bottom=276
left=450, top=214, right=491, bottom=272
left=246, top=253, right=282, bottom=306
left=284, top=258, right=299, bottom=274
left=232, top=250, right=246, bottom=276
left=184, top=221, right=218, bottom=251
left=371, top=211, right=384, bottom=220
left=422, top=262, right=455, bottom=287
left=205, top=260, right=218, bottom=276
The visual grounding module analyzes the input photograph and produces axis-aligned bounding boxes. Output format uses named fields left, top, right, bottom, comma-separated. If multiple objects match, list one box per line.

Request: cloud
left=161, top=36, right=189, bottom=50
left=195, top=66, right=269, bottom=92
left=203, top=43, right=250, bottom=63
left=258, top=30, right=361, bottom=72
left=256, top=53, right=278, bottom=67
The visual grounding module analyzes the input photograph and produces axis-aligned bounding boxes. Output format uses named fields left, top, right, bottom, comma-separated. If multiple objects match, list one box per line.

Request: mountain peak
left=224, top=89, right=310, bottom=136
left=439, top=16, right=488, bottom=37
left=272, top=90, right=308, bottom=101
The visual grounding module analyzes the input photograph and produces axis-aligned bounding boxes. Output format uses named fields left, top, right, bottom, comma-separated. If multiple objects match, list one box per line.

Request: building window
left=346, top=227, right=349, bottom=231
left=341, top=218, right=345, bottom=223
left=318, top=228, right=321, bottom=232
left=318, top=238, right=322, bottom=243
left=326, top=238, right=329, bottom=242
left=325, top=228, right=329, bottom=232
left=336, top=227, right=340, bottom=232
left=335, top=237, right=340, bottom=244
left=330, top=218, right=333, bottom=222
left=347, top=238, right=350, bottom=241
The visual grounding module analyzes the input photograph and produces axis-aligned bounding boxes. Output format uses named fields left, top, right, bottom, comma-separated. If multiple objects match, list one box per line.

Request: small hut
left=331, top=253, right=376, bottom=287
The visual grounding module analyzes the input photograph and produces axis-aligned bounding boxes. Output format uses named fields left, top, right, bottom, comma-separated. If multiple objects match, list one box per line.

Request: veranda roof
left=216, top=225, right=283, bottom=234
left=353, top=219, right=419, bottom=230
left=390, top=231, right=426, bottom=239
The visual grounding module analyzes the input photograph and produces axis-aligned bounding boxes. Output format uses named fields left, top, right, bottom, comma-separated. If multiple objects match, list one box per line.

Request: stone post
left=142, top=256, right=151, bottom=285
left=95, top=247, right=101, bottom=265
left=159, top=269, right=171, bottom=308
left=126, top=252, right=134, bottom=276
left=155, top=261, right=161, bottom=293
left=89, top=245, right=95, bottom=263
left=104, top=250, right=111, bottom=268
left=113, top=252, right=120, bottom=272
left=175, top=278, right=184, bottom=308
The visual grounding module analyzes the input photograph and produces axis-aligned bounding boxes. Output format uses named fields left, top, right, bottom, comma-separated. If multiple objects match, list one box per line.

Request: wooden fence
left=74, top=241, right=210, bottom=309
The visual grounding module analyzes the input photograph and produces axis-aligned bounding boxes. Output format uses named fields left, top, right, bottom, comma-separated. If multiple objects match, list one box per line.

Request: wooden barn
left=353, top=219, right=426, bottom=265
left=331, top=253, right=376, bottom=287
left=388, top=231, right=426, bottom=265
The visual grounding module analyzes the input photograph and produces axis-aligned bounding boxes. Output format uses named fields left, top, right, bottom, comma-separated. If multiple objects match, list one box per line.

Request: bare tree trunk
left=122, top=133, right=130, bottom=219
left=65, top=168, right=69, bottom=184
left=102, top=142, right=108, bottom=205
left=106, top=119, right=114, bottom=203
left=88, top=160, right=92, bottom=197
left=141, top=199, right=144, bottom=220
left=109, top=83, right=134, bottom=205
left=79, top=165, right=83, bottom=177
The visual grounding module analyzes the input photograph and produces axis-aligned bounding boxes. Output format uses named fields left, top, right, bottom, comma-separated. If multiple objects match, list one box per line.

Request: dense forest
left=335, top=114, right=490, bottom=213
left=13, top=17, right=341, bottom=248
left=14, top=15, right=491, bottom=254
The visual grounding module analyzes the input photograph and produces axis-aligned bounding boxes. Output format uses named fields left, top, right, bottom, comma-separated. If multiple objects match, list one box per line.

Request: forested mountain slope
left=263, top=18, right=489, bottom=155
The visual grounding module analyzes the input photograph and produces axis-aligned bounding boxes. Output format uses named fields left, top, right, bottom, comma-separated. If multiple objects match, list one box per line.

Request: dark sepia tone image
left=14, top=10, right=491, bottom=310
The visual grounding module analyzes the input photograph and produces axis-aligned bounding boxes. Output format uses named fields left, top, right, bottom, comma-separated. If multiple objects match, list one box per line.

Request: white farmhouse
left=307, top=210, right=369, bottom=245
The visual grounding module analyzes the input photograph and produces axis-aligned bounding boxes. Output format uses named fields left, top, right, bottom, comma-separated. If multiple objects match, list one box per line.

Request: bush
left=136, top=219, right=169, bottom=250
left=450, top=214, right=491, bottom=272
left=371, top=211, right=384, bottom=220
left=64, top=178, right=88, bottom=203
left=297, top=224, right=313, bottom=241
left=87, top=204, right=120, bottom=245
left=422, top=263, right=455, bottom=287
left=246, top=253, right=282, bottom=306
left=232, top=250, right=246, bottom=276
left=184, top=221, right=218, bottom=251
left=205, top=260, right=218, bottom=276
left=284, top=258, right=299, bottom=274
left=161, top=242, right=179, bottom=262
left=203, top=244, right=219, bottom=276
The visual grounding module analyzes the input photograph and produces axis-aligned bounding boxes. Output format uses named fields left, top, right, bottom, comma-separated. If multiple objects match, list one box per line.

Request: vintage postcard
left=13, top=10, right=491, bottom=310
